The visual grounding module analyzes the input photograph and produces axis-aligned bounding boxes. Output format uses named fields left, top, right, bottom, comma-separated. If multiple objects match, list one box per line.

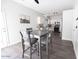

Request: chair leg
left=37, top=43, right=39, bottom=56
left=22, top=50, right=24, bottom=58
left=30, top=46, right=32, bottom=59
left=50, top=35, right=53, bottom=54
left=46, top=36, right=49, bottom=59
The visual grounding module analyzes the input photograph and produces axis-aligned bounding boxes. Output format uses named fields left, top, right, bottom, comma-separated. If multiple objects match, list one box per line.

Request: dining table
left=32, top=30, right=49, bottom=59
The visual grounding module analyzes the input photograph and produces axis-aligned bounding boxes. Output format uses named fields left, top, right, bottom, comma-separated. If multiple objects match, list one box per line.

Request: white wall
left=1, top=0, right=44, bottom=46
left=62, top=7, right=78, bottom=58
left=72, top=5, right=78, bottom=58
left=0, top=0, right=2, bottom=58
left=62, top=9, right=73, bottom=41
left=62, top=1, right=78, bottom=57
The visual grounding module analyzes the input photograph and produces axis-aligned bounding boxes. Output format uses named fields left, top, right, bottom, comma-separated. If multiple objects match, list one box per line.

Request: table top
left=33, top=30, right=48, bottom=35
left=32, top=30, right=48, bottom=38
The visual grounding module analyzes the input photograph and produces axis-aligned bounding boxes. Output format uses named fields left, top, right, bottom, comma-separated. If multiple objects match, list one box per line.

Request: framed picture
left=20, top=15, right=30, bottom=23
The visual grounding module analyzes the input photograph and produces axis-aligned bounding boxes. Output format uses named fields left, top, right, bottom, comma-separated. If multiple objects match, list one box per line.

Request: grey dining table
left=32, top=30, right=49, bottom=59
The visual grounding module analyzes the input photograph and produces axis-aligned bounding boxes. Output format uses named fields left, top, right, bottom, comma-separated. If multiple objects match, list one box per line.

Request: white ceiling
left=13, top=0, right=75, bottom=15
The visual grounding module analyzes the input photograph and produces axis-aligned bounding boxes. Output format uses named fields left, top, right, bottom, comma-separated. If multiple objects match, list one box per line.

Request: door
left=0, top=7, right=9, bottom=48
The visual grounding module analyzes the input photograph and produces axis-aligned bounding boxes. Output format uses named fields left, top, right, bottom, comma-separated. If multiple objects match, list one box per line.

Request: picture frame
left=20, top=15, right=30, bottom=23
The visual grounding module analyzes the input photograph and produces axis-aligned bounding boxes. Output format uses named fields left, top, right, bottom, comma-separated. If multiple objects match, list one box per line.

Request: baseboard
left=1, top=40, right=21, bottom=49
left=62, top=37, right=78, bottom=59
left=62, top=37, right=72, bottom=41
left=72, top=42, right=78, bottom=59
left=73, top=47, right=78, bottom=59
left=8, top=40, right=21, bottom=47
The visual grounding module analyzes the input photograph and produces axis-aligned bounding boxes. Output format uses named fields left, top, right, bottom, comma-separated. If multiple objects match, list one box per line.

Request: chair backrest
left=26, top=28, right=34, bottom=38
left=26, top=28, right=32, bottom=31
left=20, top=32, right=25, bottom=49
left=20, top=32, right=23, bottom=38
left=26, top=29, right=32, bottom=46
left=20, top=31, right=32, bottom=48
left=20, top=28, right=36, bottom=46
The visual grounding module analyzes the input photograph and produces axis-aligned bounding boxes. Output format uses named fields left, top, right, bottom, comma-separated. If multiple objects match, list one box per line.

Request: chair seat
left=24, top=42, right=30, bottom=46
left=24, top=38, right=38, bottom=46
left=31, top=38, right=38, bottom=45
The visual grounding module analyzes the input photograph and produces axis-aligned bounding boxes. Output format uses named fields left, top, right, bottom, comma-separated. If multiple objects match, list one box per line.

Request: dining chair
left=40, top=29, right=52, bottom=45
left=40, top=30, right=52, bottom=59
left=20, top=30, right=38, bottom=59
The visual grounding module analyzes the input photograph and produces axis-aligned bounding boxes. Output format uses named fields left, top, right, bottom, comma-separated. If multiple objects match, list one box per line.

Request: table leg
left=38, top=37, right=42, bottom=59
left=46, top=34, right=49, bottom=59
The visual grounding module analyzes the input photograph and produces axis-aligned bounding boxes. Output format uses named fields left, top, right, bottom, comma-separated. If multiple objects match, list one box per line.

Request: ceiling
left=13, top=0, right=75, bottom=15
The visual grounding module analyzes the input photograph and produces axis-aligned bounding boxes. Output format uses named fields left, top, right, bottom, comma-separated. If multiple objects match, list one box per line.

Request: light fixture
left=37, top=16, right=41, bottom=24
left=37, top=16, right=44, bottom=30
left=34, top=0, right=39, bottom=4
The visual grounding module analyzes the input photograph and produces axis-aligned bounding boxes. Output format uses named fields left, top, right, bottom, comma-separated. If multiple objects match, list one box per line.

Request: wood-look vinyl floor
left=1, top=32, right=76, bottom=59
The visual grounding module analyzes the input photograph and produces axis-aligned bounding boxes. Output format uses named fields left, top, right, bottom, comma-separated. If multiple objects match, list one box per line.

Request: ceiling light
left=34, top=0, right=39, bottom=4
